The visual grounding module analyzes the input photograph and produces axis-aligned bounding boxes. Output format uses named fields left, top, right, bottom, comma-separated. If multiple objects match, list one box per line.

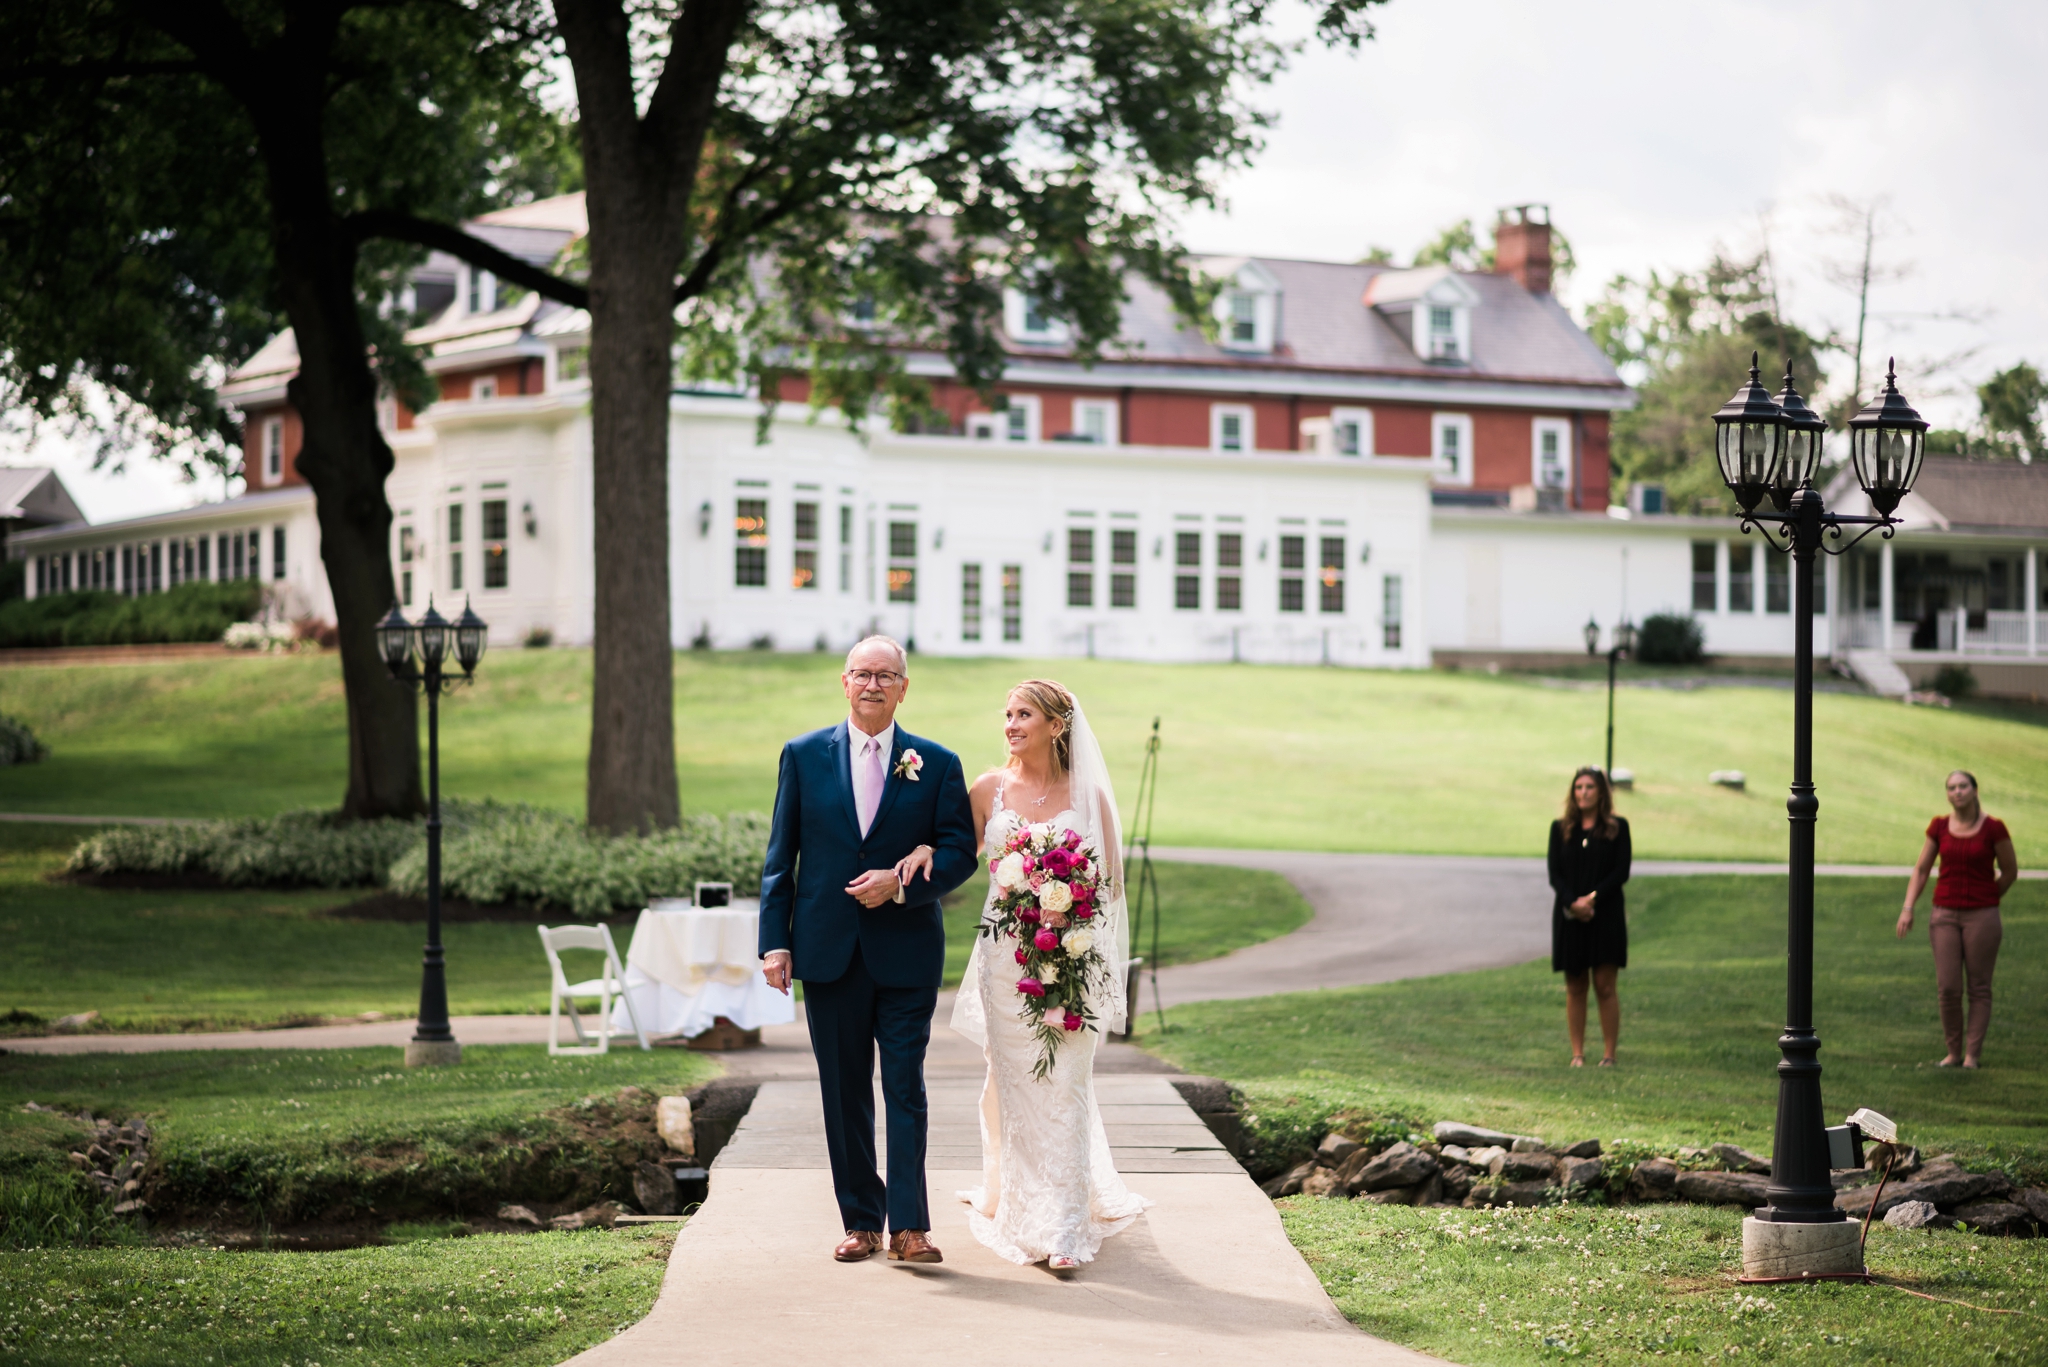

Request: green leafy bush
left=0, top=580, right=263, bottom=647
left=387, top=808, right=770, bottom=918
left=1635, top=611, right=1705, bottom=664
left=64, top=801, right=769, bottom=915
left=0, top=714, right=47, bottom=765
left=65, top=808, right=424, bottom=888
left=1930, top=662, right=1977, bottom=699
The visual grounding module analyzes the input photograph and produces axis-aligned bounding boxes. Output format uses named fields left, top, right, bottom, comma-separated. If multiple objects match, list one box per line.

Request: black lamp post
left=1709, top=354, right=1926, bottom=1275
left=1583, top=617, right=1636, bottom=778
left=379, top=596, right=489, bottom=1067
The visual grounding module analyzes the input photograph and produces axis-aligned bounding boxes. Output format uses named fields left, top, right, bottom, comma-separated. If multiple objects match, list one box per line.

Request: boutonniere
left=894, top=748, right=923, bottom=782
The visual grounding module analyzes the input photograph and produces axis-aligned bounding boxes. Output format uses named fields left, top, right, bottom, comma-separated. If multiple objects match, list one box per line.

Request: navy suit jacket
left=757, top=722, right=978, bottom=988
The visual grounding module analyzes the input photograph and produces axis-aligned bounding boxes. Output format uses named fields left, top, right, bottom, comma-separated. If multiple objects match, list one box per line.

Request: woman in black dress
left=1548, top=766, right=1631, bottom=1067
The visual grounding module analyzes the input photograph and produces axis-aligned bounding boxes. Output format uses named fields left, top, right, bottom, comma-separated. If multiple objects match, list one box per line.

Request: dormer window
left=1003, top=288, right=1070, bottom=344
left=1429, top=306, right=1459, bottom=360
left=464, top=268, right=496, bottom=315
left=1206, top=259, right=1281, bottom=353
left=1363, top=266, right=1478, bottom=365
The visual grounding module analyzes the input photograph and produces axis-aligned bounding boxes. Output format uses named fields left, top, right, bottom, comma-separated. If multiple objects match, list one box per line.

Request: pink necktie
left=856, top=734, right=885, bottom=835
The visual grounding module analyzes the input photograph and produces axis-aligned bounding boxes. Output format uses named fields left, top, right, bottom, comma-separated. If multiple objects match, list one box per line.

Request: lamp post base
left=1741, top=1216, right=1861, bottom=1279
left=404, top=1038, right=463, bottom=1068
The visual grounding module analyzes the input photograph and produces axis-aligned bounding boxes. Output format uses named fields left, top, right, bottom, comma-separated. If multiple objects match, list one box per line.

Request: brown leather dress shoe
left=888, top=1229, right=943, bottom=1263
left=834, top=1230, right=883, bottom=1262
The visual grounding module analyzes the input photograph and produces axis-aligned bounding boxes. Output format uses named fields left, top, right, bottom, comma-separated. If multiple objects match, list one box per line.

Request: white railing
left=1841, top=609, right=2043, bottom=658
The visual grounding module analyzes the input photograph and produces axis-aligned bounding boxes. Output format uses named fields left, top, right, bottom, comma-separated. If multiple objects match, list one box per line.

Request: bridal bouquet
left=981, top=823, right=1112, bottom=1079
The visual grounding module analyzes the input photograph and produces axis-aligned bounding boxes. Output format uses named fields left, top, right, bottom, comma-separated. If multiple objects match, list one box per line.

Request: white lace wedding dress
left=949, top=781, right=1149, bottom=1266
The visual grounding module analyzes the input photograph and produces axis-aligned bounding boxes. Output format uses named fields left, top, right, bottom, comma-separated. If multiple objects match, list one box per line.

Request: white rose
left=1062, top=928, right=1094, bottom=956
left=1037, top=880, right=1073, bottom=914
left=1037, top=961, right=1059, bottom=984
left=994, top=852, right=1027, bottom=890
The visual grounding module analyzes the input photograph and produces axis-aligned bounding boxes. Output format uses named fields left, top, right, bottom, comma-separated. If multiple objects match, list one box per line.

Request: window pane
left=887, top=565, right=917, bottom=602
left=1692, top=541, right=1717, bottom=611
left=1279, top=535, right=1304, bottom=571
left=795, top=501, right=819, bottom=543
left=962, top=564, right=982, bottom=641
left=1320, top=537, right=1345, bottom=613
left=1336, top=421, right=1359, bottom=456
left=1002, top=565, right=1023, bottom=642
left=1217, top=575, right=1241, bottom=611
left=482, top=499, right=509, bottom=542
left=1068, top=527, right=1094, bottom=564
left=1067, top=571, right=1093, bottom=608
left=1220, top=413, right=1243, bottom=450
left=1279, top=578, right=1303, bottom=613
left=1765, top=551, right=1789, bottom=613
left=448, top=504, right=464, bottom=543
left=1217, top=533, right=1242, bottom=568
left=888, top=521, right=917, bottom=560
left=484, top=543, right=508, bottom=589
left=1111, top=572, right=1136, bottom=608
left=793, top=548, right=818, bottom=590
left=1176, top=532, right=1201, bottom=568
left=1729, top=543, right=1754, bottom=613
left=735, top=498, right=767, bottom=586
left=272, top=527, right=286, bottom=580
left=1111, top=529, right=1137, bottom=565
left=1382, top=574, right=1403, bottom=649
left=1175, top=575, right=1200, bottom=610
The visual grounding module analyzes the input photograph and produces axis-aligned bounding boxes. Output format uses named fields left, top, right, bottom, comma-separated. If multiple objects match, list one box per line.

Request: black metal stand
left=413, top=666, right=455, bottom=1053
left=1604, top=646, right=1620, bottom=777
left=1740, top=488, right=1893, bottom=1224
left=1121, top=717, right=1165, bottom=1037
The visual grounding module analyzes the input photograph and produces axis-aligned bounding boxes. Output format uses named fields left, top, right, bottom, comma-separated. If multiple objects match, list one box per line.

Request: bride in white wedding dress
left=898, top=679, right=1148, bottom=1272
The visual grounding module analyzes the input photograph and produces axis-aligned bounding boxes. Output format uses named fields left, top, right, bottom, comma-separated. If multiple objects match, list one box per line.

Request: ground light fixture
left=380, top=596, right=489, bottom=1067
left=1707, top=354, right=1925, bottom=1280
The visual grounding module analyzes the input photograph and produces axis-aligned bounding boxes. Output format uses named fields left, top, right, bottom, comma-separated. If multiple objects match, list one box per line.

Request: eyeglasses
left=848, top=670, right=903, bottom=688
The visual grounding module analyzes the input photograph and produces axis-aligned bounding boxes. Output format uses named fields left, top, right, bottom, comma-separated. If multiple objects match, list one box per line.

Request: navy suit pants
left=802, top=942, right=936, bottom=1233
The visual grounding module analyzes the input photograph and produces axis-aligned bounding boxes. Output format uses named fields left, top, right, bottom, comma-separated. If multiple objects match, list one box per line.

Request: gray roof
left=0, top=467, right=84, bottom=526
left=1040, top=258, right=1626, bottom=390
left=1906, top=456, right=2048, bottom=534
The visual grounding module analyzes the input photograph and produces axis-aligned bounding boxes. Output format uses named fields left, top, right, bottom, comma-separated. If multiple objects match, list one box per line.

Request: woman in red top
left=1898, top=770, right=2019, bottom=1068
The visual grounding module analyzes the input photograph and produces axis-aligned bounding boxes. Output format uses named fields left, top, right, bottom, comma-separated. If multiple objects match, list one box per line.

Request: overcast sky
left=17, top=0, right=2045, bottom=523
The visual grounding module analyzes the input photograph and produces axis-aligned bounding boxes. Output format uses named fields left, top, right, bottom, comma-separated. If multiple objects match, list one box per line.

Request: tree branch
left=347, top=210, right=590, bottom=310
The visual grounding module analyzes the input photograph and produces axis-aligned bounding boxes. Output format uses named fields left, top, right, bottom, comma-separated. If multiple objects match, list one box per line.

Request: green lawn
left=3, top=650, right=2045, bottom=862
left=0, top=1226, right=677, bottom=1367
left=1283, top=1200, right=2048, bottom=1367
left=1134, top=876, right=2048, bottom=1175
left=0, top=824, right=1304, bottom=1032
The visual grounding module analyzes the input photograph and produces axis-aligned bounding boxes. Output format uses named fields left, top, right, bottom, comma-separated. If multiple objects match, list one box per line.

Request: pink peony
left=1014, top=947, right=1028, bottom=964
left=1033, top=928, right=1060, bottom=952
left=1017, top=905, right=1041, bottom=923
left=1063, top=830, right=1083, bottom=850
left=1016, top=977, right=1045, bottom=998
left=1072, top=905, right=1094, bottom=920
left=1043, top=909, right=1069, bottom=929
left=1042, top=849, right=1073, bottom=877
left=1062, top=1010, right=1085, bottom=1031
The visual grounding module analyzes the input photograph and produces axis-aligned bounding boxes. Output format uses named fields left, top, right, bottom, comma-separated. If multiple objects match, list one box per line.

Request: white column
left=2027, top=548, right=2039, bottom=658
left=1879, top=540, right=1896, bottom=656
left=1716, top=539, right=1730, bottom=615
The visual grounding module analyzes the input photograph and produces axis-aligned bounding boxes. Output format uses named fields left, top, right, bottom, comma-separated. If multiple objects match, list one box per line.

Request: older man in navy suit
left=759, top=635, right=977, bottom=1264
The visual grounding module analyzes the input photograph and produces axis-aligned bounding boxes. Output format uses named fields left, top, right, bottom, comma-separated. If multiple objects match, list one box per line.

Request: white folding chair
left=538, top=923, right=649, bottom=1055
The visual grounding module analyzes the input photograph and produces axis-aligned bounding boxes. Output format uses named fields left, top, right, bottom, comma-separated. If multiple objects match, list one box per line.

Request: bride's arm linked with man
left=756, top=636, right=978, bottom=1264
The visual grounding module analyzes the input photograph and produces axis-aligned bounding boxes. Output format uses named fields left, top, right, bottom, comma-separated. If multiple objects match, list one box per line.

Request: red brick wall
left=241, top=404, right=307, bottom=490
left=1373, top=405, right=1432, bottom=458
left=1578, top=413, right=1611, bottom=510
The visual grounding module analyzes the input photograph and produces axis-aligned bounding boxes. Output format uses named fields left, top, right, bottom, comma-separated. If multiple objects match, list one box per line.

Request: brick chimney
left=1493, top=205, right=1553, bottom=295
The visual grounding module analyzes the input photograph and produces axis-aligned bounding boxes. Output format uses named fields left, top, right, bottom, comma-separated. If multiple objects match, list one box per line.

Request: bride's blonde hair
left=1009, top=679, right=1075, bottom=775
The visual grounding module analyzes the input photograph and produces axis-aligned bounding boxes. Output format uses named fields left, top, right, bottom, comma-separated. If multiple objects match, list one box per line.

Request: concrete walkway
left=565, top=1068, right=1429, bottom=1367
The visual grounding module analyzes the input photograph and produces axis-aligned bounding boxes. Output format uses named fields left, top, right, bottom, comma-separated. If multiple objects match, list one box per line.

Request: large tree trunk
left=582, top=204, right=681, bottom=834
left=260, top=97, right=423, bottom=820
left=558, top=0, right=745, bottom=834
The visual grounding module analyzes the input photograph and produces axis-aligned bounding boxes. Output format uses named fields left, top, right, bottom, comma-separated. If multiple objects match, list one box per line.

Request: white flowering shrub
left=221, top=620, right=302, bottom=652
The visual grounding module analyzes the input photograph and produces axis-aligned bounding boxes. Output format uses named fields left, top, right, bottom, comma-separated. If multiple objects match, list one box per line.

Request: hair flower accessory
left=894, top=748, right=923, bottom=781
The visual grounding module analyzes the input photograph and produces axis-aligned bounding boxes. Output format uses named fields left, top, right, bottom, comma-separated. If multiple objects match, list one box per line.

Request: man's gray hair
left=844, top=634, right=909, bottom=674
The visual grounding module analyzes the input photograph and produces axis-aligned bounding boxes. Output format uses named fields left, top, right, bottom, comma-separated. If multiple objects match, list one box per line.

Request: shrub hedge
left=1636, top=610, right=1706, bottom=664
left=0, top=715, right=47, bottom=765
left=0, top=581, right=263, bottom=648
left=65, top=801, right=770, bottom=916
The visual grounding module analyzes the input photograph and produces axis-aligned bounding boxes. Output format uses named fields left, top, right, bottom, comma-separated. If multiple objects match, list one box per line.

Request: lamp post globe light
left=1708, top=354, right=1927, bottom=1280
left=380, top=597, right=489, bottom=1068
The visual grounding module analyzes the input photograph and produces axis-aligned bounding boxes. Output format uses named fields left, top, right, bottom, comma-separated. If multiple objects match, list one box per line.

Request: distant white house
left=11, top=196, right=2046, bottom=694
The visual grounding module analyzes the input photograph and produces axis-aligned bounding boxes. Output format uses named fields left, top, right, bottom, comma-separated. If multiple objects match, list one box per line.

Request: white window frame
left=1532, top=417, right=1572, bottom=491
left=1329, top=406, right=1374, bottom=458
left=552, top=344, right=590, bottom=390
left=473, top=374, right=497, bottom=401
left=1000, top=394, right=1041, bottom=443
left=1211, top=403, right=1255, bottom=453
left=1072, top=398, right=1118, bottom=446
left=263, top=418, right=283, bottom=482
left=1002, top=288, right=1071, bottom=344
left=1432, top=412, right=1475, bottom=486
left=966, top=412, right=1000, bottom=441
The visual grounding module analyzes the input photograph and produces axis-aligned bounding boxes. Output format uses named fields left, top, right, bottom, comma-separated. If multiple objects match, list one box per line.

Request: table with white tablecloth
left=609, top=899, right=795, bottom=1040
